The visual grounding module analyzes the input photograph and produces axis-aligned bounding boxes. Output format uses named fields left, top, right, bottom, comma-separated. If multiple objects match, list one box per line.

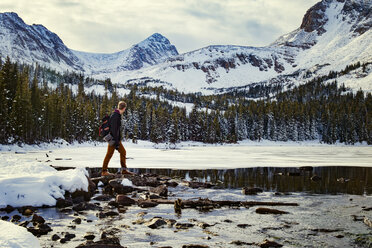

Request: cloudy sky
left=1, top=0, right=319, bottom=54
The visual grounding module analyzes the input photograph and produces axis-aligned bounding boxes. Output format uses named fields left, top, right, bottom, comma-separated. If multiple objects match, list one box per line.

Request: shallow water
left=98, top=166, right=372, bottom=195
left=2, top=166, right=372, bottom=248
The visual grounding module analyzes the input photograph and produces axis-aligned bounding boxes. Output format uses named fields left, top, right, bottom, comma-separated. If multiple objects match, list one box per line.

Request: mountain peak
left=145, top=33, right=171, bottom=44
left=300, top=0, right=371, bottom=35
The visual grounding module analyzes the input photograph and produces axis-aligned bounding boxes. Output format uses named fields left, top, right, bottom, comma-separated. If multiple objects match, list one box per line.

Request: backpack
left=99, top=115, right=110, bottom=137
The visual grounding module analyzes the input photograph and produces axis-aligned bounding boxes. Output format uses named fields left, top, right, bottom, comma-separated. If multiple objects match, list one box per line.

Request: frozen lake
left=8, top=141, right=370, bottom=169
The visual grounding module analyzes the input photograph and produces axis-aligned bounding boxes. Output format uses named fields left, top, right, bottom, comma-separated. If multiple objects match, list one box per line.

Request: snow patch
left=0, top=220, right=41, bottom=248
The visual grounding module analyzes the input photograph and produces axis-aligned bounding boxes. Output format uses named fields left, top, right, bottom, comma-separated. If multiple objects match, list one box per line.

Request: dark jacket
left=109, top=109, right=122, bottom=147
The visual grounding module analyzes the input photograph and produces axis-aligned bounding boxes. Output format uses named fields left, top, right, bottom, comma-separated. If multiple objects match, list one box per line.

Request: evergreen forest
left=0, top=57, right=371, bottom=145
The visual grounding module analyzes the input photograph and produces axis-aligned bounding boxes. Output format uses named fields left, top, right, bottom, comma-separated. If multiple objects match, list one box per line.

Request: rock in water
left=259, top=239, right=283, bottom=248
left=76, top=237, right=124, bottom=248
left=150, top=185, right=168, bottom=197
left=116, top=195, right=136, bottom=206
left=145, top=217, right=167, bottom=229
left=256, top=208, right=289, bottom=215
left=242, top=187, right=263, bottom=195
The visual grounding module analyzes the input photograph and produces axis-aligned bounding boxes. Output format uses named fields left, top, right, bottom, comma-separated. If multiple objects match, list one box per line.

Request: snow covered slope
left=97, top=0, right=371, bottom=94
left=0, top=0, right=371, bottom=94
left=72, top=33, right=179, bottom=74
left=0, top=12, right=178, bottom=74
left=0, top=12, right=83, bottom=72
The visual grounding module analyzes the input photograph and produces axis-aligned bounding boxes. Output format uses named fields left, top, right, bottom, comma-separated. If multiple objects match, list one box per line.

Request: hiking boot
left=121, top=169, right=135, bottom=175
left=101, top=171, right=114, bottom=177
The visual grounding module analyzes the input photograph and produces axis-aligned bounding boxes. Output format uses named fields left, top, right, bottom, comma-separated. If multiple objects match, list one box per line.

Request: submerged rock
left=256, top=208, right=289, bottom=215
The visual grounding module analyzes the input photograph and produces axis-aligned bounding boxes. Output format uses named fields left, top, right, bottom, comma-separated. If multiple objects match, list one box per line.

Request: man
left=102, top=101, right=134, bottom=176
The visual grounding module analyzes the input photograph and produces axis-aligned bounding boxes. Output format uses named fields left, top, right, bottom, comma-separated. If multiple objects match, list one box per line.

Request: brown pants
left=102, top=142, right=126, bottom=171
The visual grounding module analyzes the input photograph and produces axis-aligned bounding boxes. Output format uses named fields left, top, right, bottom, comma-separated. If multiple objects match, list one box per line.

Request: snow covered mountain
left=102, top=0, right=371, bottom=94
left=0, top=12, right=178, bottom=74
left=0, top=12, right=83, bottom=71
left=0, top=0, right=371, bottom=95
left=72, top=33, right=179, bottom=74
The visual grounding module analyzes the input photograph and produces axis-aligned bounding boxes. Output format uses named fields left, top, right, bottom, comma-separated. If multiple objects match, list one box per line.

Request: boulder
left=64, top=233, right=76, bottom=241
left=10, top=214, right=22, bottom=222
left=104, top=211, right=119, bottom=217
left=27, top=223, right=53, bottom=236
left=73, top=218, right=82, bottom=224
left=109, top=179, right=136, bottom=194
left=242, top=187, right=263, bottom=195
left=145, top=217, right=167, bottom=229
left=51, top=234, right=60, bottom=241
left=32, top=214, right=45, bottom=224
left=84, top=232, right=95, bottom=241
left=56, top=197, right=73, bottom=208
left=150, top=185, right=168, bottom=197
left=116, top=195, right=136, bottom=206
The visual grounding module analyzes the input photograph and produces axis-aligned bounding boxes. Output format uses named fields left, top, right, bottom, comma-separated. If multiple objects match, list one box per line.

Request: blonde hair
left=118, top=101, right=127, bottom=110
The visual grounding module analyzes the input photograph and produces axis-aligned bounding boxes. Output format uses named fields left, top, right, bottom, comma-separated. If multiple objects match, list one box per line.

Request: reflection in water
left=128, top=167, right=372, bottom=195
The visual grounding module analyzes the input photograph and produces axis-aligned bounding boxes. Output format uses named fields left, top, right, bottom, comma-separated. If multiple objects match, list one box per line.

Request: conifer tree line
left=0, top=56, right=371, bottom=145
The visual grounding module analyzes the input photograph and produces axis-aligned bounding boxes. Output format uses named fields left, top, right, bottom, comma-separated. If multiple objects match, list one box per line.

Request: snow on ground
left=1, top=140, right=371, bottom=170
left=0, top=144, right=89, bottom=208
left=0, top=220, right=40, bottom=248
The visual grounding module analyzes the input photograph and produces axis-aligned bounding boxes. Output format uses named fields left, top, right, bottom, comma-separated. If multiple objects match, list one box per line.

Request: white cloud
left=0, top=0, right=319, bottom=53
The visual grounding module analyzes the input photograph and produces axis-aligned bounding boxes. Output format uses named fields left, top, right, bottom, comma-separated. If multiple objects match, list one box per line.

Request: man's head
left=118, top=101, right=127, bottom=114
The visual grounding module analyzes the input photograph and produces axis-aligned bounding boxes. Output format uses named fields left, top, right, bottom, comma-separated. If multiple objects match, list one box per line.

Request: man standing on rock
left=102, top=101, right=134, bottom=176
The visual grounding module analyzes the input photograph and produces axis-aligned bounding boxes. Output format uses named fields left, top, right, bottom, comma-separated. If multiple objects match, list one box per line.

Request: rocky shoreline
left=1, top=169, right=371, bottom=248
